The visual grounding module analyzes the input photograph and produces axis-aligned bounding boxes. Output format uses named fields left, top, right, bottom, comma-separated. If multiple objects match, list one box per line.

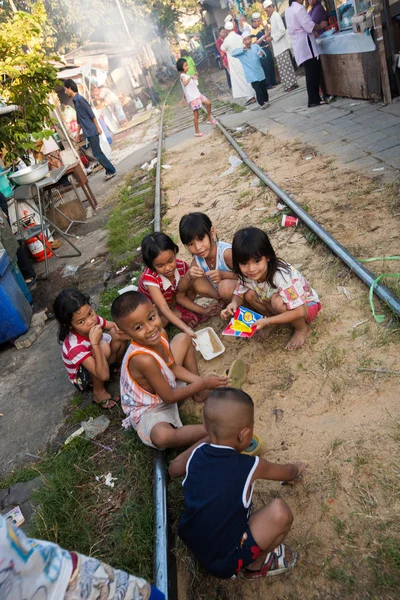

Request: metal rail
left=153, top=77, right=180, bottom=600
left=214, top=120, right=400, bottom=318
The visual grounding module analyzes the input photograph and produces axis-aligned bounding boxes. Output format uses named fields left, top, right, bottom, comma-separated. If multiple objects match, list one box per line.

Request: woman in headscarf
left=221, top=21, right=256, bottom=104
left=285, top=0, right=327, bottom=107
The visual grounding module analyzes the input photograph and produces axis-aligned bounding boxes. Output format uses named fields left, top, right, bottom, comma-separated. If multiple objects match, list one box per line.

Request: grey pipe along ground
left=153, top=100, right=169, bottom=598
left=215, top=119, right=400, bottom=319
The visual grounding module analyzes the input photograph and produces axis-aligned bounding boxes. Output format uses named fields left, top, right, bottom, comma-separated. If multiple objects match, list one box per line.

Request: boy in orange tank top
left=112, top=291, right=229, bottom=449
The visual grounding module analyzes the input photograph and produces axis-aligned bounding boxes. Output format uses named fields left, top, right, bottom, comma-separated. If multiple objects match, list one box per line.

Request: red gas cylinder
left=22, top=216, right=53, bottom=262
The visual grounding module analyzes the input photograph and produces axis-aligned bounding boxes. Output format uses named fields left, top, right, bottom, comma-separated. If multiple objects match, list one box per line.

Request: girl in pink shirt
left=221, top=227, right=321, bottom=350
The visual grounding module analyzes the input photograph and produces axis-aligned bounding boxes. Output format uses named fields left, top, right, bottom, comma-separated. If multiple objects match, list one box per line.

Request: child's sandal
left=94, top=395, right=120, bottom=410
left=243, top=544, right=298, bottom=579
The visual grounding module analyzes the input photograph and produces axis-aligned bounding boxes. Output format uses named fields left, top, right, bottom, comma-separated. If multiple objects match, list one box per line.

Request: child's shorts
left=306, top=301, right=322, bottom=324
left=206, top=525, right=262, bottom=579
left=189, top=95, right=207, bottom=111
left=136, top=402, right=183, bottom=449
left=74, top=365, right=92, bottom=392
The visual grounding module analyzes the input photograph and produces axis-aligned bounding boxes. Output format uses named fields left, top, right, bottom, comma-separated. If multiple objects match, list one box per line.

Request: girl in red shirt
left=138, top=233, right=220, bottom=337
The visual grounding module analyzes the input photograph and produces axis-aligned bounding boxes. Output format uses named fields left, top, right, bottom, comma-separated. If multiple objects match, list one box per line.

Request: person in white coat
left=263, top=0, right=298, bottom=92
left=221, top=22, right=256, bottom=104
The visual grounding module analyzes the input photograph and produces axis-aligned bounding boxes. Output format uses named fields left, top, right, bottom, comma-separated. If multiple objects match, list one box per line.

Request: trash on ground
left=81, top=415, right=110, bottom=439
left=116, top=266, right=128, bottom=275
left=250, top=177, right=261, bottom=187
left=353, top=318, right=370, bottom=328
left=95, top=472, right=117, bottom=488
left=118, top=284, right=138, bottom=295
left=220, top=155, right=243, bottom=177
left=277, top=202, right=286, bottom=211
left=130, top=276, right=137, bottom=283
left=90, top=258, right=95, bottom=263
left=337, top=285, right=352, bottom=300
left=64, top=426, right=84, bottom=445
left=304, top=155, right=313, bottom=161
left=162, top=164, right=172, bottom=170
left=372, top=167, right=385, bottom=171
left=136, top=246, right=141, bottom=251
left=62, top=264, right=79, bottom=277
left=273, top=408, right=284, bottom=423
left=4, top=506, right=25, bottom=527
left=0, top=413, right=4, bottom=417
left=141, top=162, right=150, bottom=170
left=150, top=157, right=158, bottom=168
left=281, top=215, right=299, bottom=227
left=235, top=127, right=244, bottom=131
left=254, top=207, right=268, bottom=211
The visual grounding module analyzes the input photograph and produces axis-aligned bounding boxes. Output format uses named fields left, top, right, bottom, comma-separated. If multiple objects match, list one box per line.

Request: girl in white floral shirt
left=221, top=227, right=321, bottom=350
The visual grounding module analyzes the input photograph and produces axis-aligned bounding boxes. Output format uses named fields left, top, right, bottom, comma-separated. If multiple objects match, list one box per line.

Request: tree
left=0, top=2, right=59, bottom=164
left=0, top=0, right=200, bottom=54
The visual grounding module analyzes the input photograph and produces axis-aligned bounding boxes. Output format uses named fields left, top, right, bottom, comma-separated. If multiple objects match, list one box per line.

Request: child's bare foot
left=93, top=389, right=119, bottom=409
left=285, top=326, right=311, bottom=350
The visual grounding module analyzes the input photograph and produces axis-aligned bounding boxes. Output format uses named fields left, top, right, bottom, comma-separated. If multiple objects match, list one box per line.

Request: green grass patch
left=67, top=402, right=103, bottom=427
left=96, top=287, right=121, bottom=321
left=21, top=412, right=156, bottom=582
left=370, top=534, right=400, bottom=591
left=107, top=172, right=154, bottom=268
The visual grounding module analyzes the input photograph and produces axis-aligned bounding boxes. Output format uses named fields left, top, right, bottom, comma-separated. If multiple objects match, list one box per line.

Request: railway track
left=151, top=76, right=400, bottom=600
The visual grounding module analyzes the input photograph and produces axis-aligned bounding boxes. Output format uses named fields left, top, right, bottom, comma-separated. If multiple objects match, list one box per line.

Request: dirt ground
left=161, top=127, right=400, bottom=599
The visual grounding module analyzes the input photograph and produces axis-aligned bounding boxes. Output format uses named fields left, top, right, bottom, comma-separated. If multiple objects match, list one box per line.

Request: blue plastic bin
left=0, top=249, right=32, bottom=344
left=11, top=259, right=32, bottom=304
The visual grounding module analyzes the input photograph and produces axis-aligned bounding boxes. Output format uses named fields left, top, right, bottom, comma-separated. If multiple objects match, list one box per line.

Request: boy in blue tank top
left=169, top=388, right=306, bottom=580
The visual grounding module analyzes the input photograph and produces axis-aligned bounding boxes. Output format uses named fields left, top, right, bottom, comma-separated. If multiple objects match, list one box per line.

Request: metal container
left=8, top=161, right=49, bottom=186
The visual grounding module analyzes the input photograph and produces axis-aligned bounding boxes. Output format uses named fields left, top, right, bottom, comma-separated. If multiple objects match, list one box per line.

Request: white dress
left=221, top=32, right=255, bottom=99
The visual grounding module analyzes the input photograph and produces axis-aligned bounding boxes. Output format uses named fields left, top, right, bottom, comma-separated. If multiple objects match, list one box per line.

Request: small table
left=65, top=160, right=98, bottom=210
left=15, top=166, right=82, bottom=278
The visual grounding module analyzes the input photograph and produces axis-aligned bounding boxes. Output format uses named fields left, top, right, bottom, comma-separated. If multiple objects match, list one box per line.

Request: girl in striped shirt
left=53, top=289, right=126, bottom=408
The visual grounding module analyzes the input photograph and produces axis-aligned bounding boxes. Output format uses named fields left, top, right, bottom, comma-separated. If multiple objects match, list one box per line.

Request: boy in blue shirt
left=169, top=387, right=305, bottom=580
left=232, top=30, right=270, bottom=108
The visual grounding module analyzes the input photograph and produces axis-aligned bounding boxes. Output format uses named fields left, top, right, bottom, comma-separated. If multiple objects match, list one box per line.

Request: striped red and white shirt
left=138, top=259, right=189, bottom=305
left=62, top=316, right=106, bottom=384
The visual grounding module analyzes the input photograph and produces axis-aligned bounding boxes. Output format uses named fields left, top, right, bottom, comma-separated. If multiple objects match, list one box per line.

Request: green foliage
left=107, top=175, right=153, bottom=268
left=0, top=0, right=199, bottom=53
left=0, top=2, right=59, bottom=164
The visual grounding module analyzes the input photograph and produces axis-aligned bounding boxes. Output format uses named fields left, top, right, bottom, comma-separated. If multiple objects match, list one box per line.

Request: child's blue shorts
left=205, top=525, right=262, bottom=579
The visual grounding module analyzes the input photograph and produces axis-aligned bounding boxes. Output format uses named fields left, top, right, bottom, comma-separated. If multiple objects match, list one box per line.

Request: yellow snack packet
left=231, top=320, right=253, bottom=333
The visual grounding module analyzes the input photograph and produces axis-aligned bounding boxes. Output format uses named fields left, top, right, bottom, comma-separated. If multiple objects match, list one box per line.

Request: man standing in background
left=64, top=79, right=117, bottom=181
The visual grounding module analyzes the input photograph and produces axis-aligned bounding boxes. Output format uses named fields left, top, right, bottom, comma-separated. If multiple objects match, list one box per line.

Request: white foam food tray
left=193, top=327, right=225, bottom=360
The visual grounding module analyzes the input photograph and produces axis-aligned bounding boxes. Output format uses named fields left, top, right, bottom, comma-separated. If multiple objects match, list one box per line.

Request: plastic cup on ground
left=281, top=215, right=299, bottom=227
